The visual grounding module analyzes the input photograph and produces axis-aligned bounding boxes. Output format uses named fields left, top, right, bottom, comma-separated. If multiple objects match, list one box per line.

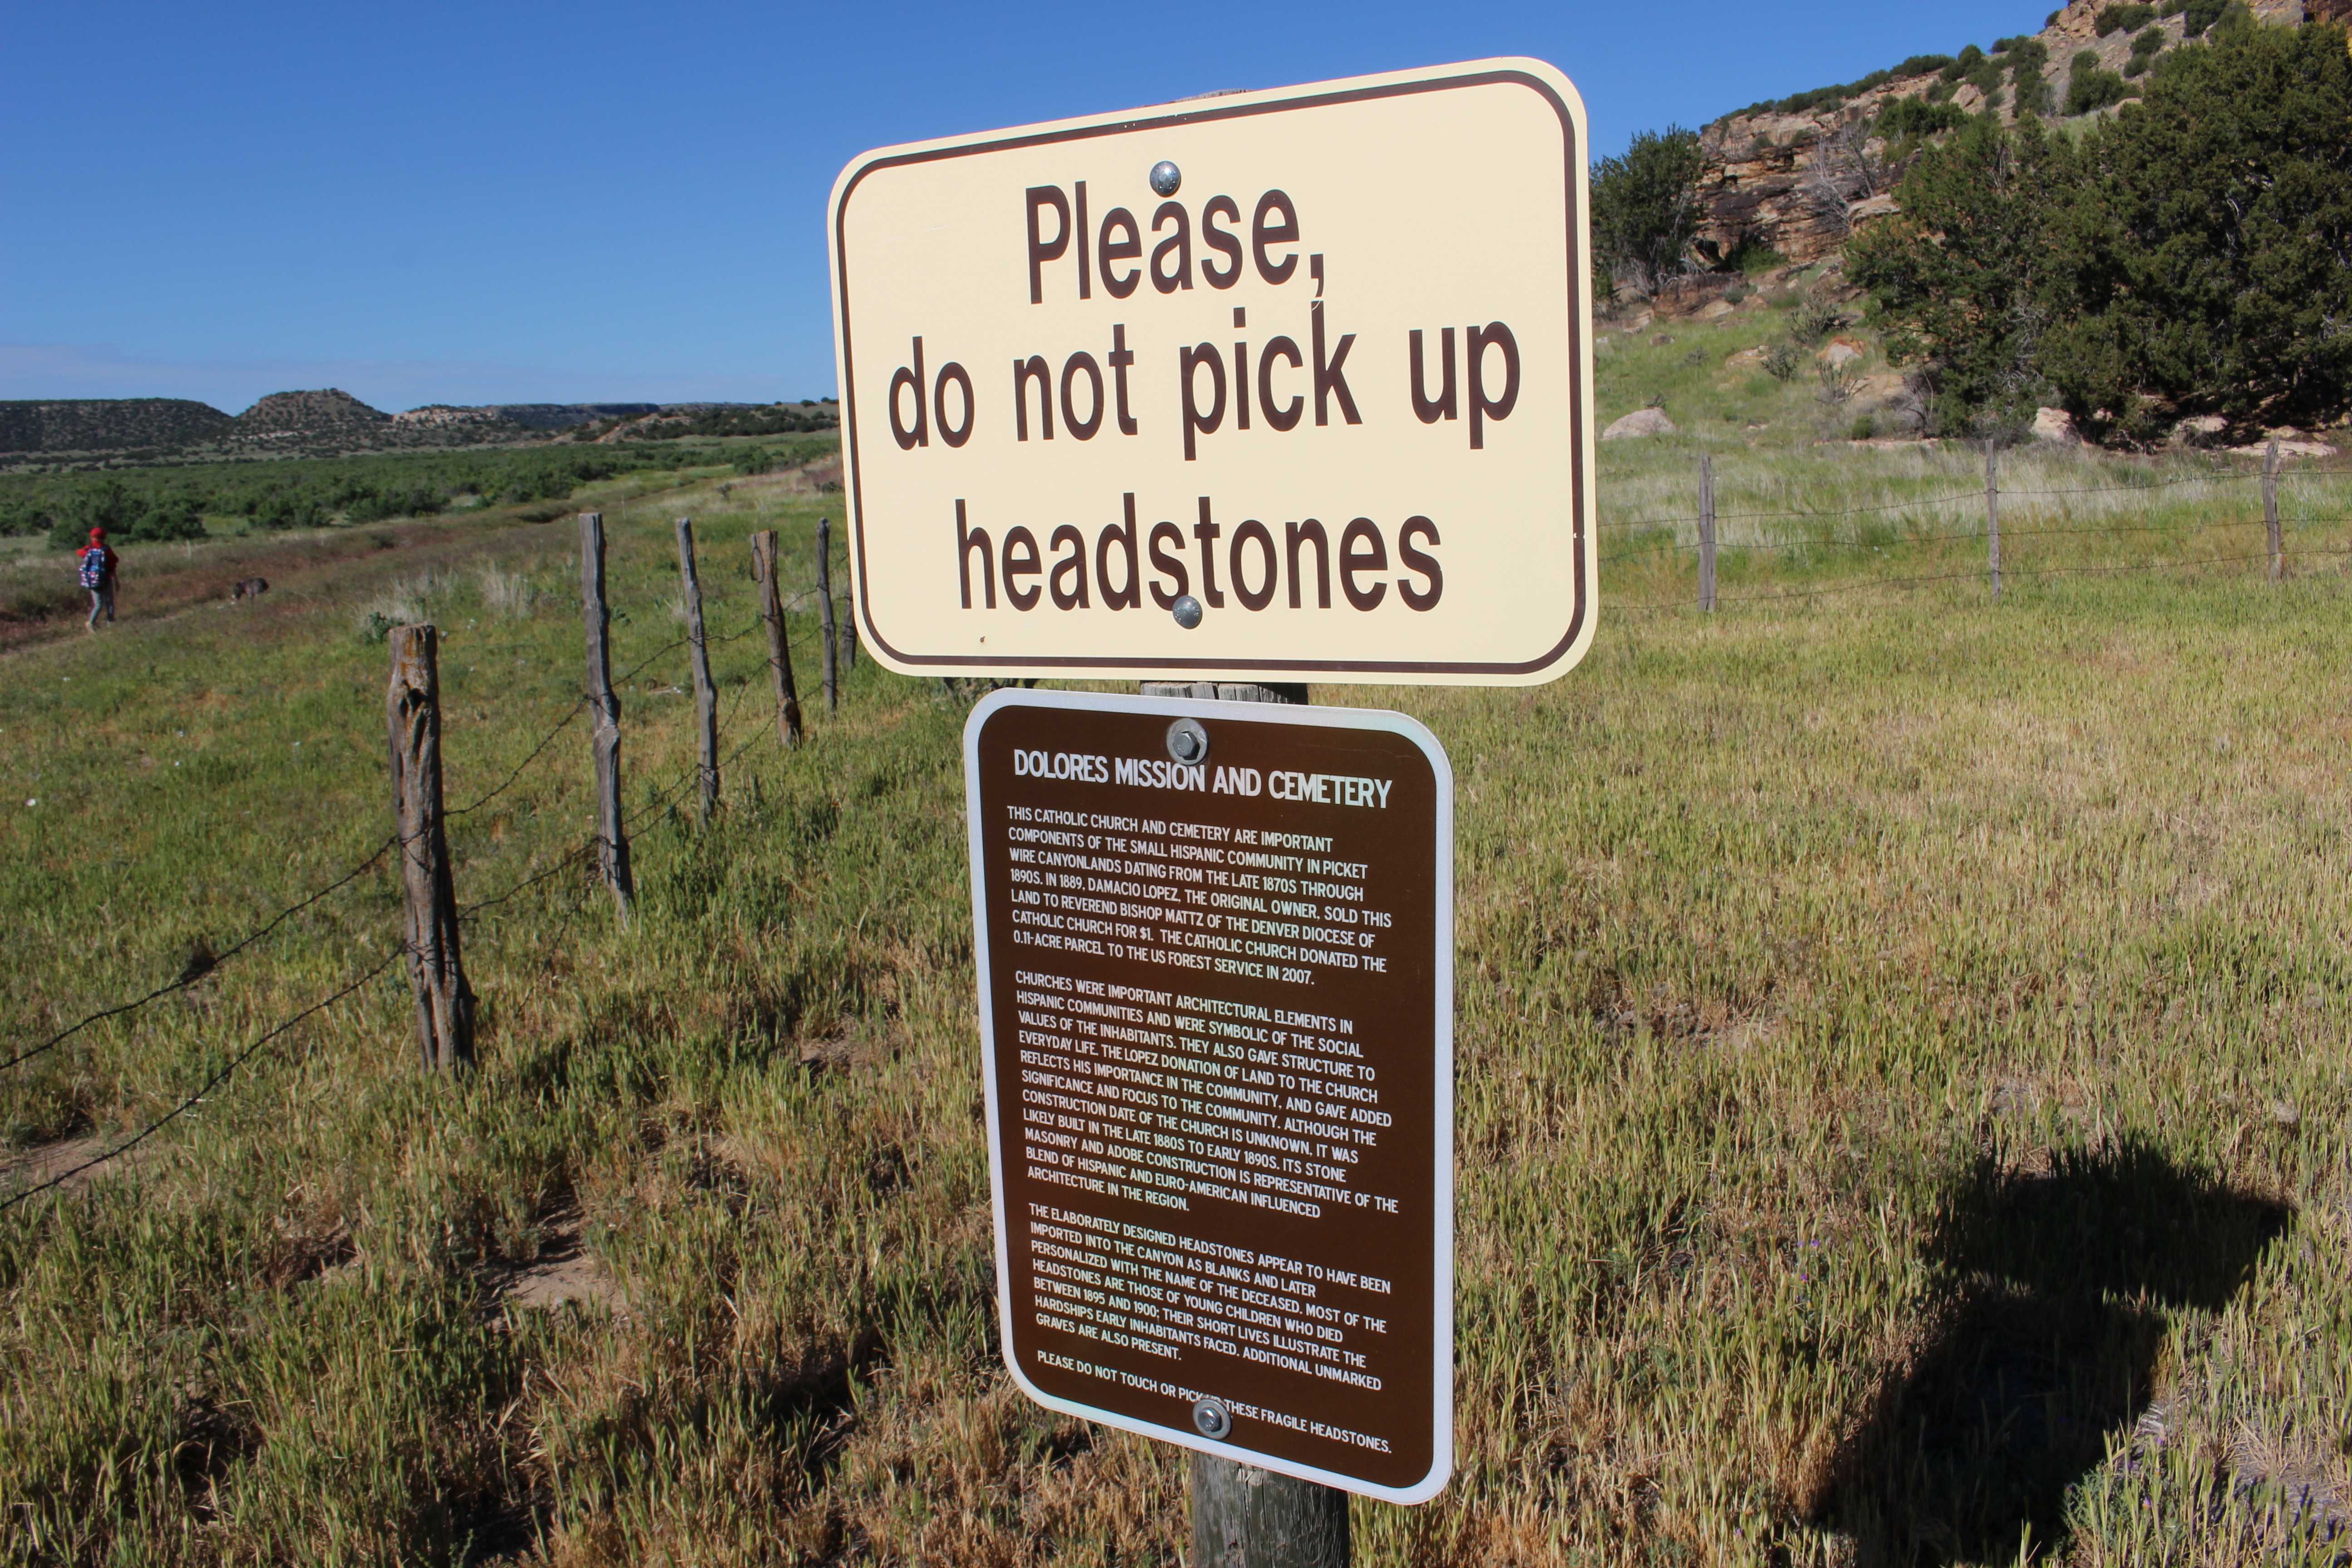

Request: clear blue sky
left=1, top=1, right=2049, bottom=414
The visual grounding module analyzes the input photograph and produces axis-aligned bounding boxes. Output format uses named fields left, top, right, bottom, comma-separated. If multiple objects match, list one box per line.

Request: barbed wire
left=1612, top=544, right=2352, bottom=614
left=1599, top=510, right=2296, bottom=565
left=0, top=947, right=405, bottom=1214
left=2, top=832, right=400, bottom=1075
left=2, top=830, right=612, bottom=1212
left=1595, top=456, right=2352, bottom=534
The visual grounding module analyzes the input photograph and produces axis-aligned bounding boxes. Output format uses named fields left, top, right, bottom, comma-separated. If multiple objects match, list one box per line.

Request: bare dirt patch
left=482, top=1208, right=627, bottom=1316
left=0, top=1134, right=152, bottom=1198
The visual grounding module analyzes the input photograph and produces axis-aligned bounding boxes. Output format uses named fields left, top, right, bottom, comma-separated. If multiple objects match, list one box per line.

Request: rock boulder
left=1602, top=408, right=1679, bottom=441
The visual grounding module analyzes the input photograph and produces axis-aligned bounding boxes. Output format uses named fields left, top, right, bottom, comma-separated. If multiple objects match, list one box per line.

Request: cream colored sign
left=827, top=58, right=1595, bottom=685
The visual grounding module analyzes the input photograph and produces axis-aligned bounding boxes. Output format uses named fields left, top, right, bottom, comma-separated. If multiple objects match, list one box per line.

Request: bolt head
left=1150, top=160, right=1182, bottom=197
left=1191, top=1397, right=1231, bottom=1439
left=1166, top=718, right=1209, bottom=766
left=1171, top=593, right=1203, bottom=629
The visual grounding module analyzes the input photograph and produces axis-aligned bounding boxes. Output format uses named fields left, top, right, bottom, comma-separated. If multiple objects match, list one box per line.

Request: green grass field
left=2, top=401, right=2348, bottom=1565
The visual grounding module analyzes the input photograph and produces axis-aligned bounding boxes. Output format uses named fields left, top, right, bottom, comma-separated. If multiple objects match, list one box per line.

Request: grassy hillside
left=1, top=423, right=2348, bottom=1565
left=0, top=398, right=236, bottom=457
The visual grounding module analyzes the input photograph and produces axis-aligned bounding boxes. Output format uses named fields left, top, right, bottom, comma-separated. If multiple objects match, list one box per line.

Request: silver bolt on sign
left=1166, top=718, right=1210, bottom=765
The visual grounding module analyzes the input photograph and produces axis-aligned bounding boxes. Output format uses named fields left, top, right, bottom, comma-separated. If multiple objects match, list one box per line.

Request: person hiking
left=78, top=526, right=120, bottom=632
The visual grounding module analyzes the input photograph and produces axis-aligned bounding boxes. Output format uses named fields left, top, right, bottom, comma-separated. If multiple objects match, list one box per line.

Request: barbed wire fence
left=10, top=451, right=2347, bottom=1203
left=2, top=508, right=856, bottom=1209
left=1600, top=444, right=2347, bottom=612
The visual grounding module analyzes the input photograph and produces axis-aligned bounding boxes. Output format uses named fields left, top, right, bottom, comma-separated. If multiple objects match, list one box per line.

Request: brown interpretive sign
left=830, top=58, right=1597, bottom=685
left=964, top=689, right=1454, bottom=1502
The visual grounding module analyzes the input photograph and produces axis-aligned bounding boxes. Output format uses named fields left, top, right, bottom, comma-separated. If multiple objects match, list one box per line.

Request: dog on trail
left=228, top=578, right=269, bottom=602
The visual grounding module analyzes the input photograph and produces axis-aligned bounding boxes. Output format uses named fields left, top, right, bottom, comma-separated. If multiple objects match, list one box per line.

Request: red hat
left=89, top=526, right=105, bottom=541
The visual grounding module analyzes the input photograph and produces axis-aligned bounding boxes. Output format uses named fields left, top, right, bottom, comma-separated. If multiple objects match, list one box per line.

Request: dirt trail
left=2, top=506, right=590, bottom=660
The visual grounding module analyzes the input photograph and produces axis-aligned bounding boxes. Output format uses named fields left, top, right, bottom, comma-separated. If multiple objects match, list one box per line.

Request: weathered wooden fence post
left=1138, top=675, right=1348, bottom=1568
left=816, top=516, right=840, bottom=713
left=750, top=529, right=804, bottom=746
left=1697, top=452, right=1717, bottom=614
left=580, top=511, right=635, bottom=924
left=386, top=624, right=475, bottom=1073
left=2264, top=438, right=2283, bottom=583
left=675, top=517, right=720, bottom=821
left=1984, top=441, right=2002, bottom=601
left=837, top=519, right=859, bottom=676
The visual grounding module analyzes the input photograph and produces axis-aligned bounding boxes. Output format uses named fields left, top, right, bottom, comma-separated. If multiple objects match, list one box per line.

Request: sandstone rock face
left=1602, top=408, right=1679, bottom=441
left=1695, top=94, right=1916, bottom=268
left=1851, top=372, right=1925, bottom=433
left=1819, top=337, right=1868, bottom=369
left=2231, top=437, right=2339, bottom=458
left=2033, top=407, right=2082, bottom=445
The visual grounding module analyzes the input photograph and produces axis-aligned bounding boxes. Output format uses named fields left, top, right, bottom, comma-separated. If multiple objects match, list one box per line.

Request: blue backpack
left=78, top=549, right=108, bottom=589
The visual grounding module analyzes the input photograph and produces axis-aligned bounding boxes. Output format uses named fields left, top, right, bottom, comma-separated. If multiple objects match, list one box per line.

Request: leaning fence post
left=580, top=511, right=635, bottom=924
left=816, top=516, right=840, bottom=713
left=2264, top=438, right=2283, bottom=583
left=1697, top=453, right=1718, bottom=613
left=386, top=623, right=475, bottom=1073
left=750, top=529, right=804, bottom=746
left=1985, top=441, right=2002, bottom=601
left=823, top=518, right=858, bottom=674
left=675, top=517, right=720, bottom=821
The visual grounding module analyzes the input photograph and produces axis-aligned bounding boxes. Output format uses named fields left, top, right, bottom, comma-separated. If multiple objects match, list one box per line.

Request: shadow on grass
left=1829, top=1139, right=2290, bottom=1565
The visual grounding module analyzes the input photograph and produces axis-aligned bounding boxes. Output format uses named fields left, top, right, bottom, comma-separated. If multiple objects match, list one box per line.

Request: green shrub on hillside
left=2099, top=2, right=2158, bottom=33
left=1879, top=97, right=1970, bottom=138
left=1789, top=294, right=1845, bottom=347
left=2010, top=39, right=2056, bottom=115
left=2126, top=26, right=2169, bottom=72
left=2067, top=50, right=2139, bottom=113
left=2163, top=0, right=2232, bottom=37
left=1591, top=127, right=1706, bottom=294
left=1849, top=116, right=2075, bottom=434
left=1852, top=20, right=2352, bottom=441
left=2045, top=19, right=2352, bottom=437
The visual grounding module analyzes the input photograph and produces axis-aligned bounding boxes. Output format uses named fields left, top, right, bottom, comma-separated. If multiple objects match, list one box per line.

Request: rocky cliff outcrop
left=1692, top=0, right=2312, bottom=271
left=1696, top=89, right=1922, bottom=269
